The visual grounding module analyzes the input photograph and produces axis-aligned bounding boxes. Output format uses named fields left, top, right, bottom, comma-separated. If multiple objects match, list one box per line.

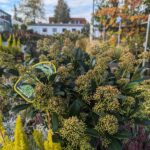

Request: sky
left=0, top=0, right=93, bottom=22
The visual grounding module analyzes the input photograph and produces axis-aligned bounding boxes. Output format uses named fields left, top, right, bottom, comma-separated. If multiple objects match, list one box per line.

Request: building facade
left=28, top=23, right=85, bottom=35
left=0, top=9, right=11, bottom=32
left=28, top=17, right=87, bottom=35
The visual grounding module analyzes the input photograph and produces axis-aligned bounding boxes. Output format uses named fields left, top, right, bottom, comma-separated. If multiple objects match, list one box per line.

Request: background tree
left=81, top=23, right=90, bottom=37
left=143, top=0, right=150, bottom=13
left=13, top=5, right=17, bottom=20
left=95, top=0, right=147, bottom=38
left=19, top=0, right=44, bottom=24
left=54, top=0, right=70, bottom=23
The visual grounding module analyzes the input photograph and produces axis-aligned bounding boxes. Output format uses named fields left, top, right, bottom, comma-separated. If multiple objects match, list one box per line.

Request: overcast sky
left=0, top=0, right=93, bottom=22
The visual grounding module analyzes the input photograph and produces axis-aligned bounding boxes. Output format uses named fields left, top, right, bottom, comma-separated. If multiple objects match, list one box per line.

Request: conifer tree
left=13, top=5, right=17, bottom=20
left=14, top=116, right=29, bottom=150
left=54, top=0, right=70, bottom=23
left=0, top=35, right=3, bottom=48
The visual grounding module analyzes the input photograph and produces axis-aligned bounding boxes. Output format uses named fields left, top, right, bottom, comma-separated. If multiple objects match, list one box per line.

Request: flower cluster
left=94, top=86, right=120, bottom=101
left=134, top=80, right=150, bottom=117
left=119, top=52, right=136, bottom=73
left=122, top=96, right=135, bottom=107
left=102, top=138, right=111, bottom=148
left=57, top=64, right=73, bottom=82
left=95, top=115, right=118, bottom=135
left=60, top=117, right=86, bottom=147
left=75, top=71, right=93, bottom=102
left=34, top=83, right=54, bottom=110
left=47, top=97, right=66, bottom=115
left=75, top=58, right=109, bottom=102
left=37, top=38, right=54, bottom=52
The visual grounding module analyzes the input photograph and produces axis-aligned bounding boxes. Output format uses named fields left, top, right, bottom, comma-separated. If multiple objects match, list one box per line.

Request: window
left=62, top=28, right=66, bottom=32
left=52, top=28, right=57, bottom=33
left=43, top=28, right=47, bottom=32
left=119, top=0, right=125, bottom=5
left=72, top=28, right=76, bottom=32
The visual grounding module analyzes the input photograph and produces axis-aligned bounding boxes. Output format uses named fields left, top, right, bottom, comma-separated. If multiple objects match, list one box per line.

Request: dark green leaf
left=4, top=69, right=19, bottom=76
left=123, top=82, right=139, bottom=90
left=55, top=91, right=65, bottom=96
left=86, top=128, right=100, bottom=138
left=26, top=108, right=37, bottom=119
left=114, top=131, right=132, bottom=140
left=131, top=66, right=144, bottom=81
left=11, top=104, right=31, bottom=114
left=108, top=139, right=122, bottom=150
left=69, top=99, right=82, bottom=116
left=135, top=118, right=150, bottom=125
left=52, top=112, right=59, bottom=132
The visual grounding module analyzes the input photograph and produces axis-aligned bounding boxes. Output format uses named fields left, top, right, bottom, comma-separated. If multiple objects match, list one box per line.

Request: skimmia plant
left=0, top=31, right=150, bottom=150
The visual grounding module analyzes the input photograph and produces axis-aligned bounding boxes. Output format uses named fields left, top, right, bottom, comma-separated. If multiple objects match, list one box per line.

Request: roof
left=49, top=17, right=87, bottom=24
left=70, top=17, right=87, bottom=21
left=28, top=23, right=85, bottom=27
left=0, top=9, right=11, bottom=17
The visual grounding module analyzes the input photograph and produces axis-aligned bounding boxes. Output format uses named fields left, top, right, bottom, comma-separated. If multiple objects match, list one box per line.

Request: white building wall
left=12, top=19, right=22, bottom=26
left=119, top=0, right=125, bottom=6
left=27, top=24, right=84, bottom=35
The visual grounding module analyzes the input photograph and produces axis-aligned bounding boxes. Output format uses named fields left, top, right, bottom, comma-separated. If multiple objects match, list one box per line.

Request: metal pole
left=90, top=0, right=95, bottom=42
left=145, top=14, right=150, bottom=52
left=117, top=21, right=121, bottom=46
left=93, top=0, right=95, bottom=40
left=143, top=14, right=150, bottom=67
left=103, top=26, right=105, bottom=41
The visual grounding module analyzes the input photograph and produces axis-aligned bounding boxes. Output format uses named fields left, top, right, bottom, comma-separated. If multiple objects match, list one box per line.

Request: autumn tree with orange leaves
left=95, top=0, right=148, bottom=46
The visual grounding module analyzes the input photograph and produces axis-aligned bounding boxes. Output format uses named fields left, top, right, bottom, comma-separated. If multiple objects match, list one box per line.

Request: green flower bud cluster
left=117, top=78, right=129, bottom=86
left=120, top=96, right=136, bottom=117
left=93, top=98, right=120, bottom=114
left=47, top=97, right=66, bottom=115
left=95, top=115, right=118, bottom=135
left=57, top=65, right=73, bottom=82
left=34, top=83, right=66, bottom=114
left=34, top=83, right=54, bottom=110
left=102, top=138, right=111, bottom=148
left=75, top=73, right=92, bottom=99
left=0, top=52, right=15, bottom=68
left=140, top=100, right=150, bottom=116
left=122, top=96, right=135, bottom=107
left=94, top=86, right=120, bottom=101
left=131, top=80, right=150, bottom=118
left=60, top=117, right=86, bottom=147
left=64, top=38, right=73, bottom=47
left=80, top=139, right=95, bottom=150
left=39, top=54, right=49, bottom=62
left=48, top=42, right=61, bottom=59
left=61, top=45, right=74, bottom=59
left=119, top=52, right=136, bottom=73
left=75, top=70, right=97, bottom=102
left=92, top=65, right=107, bottom=84
left=139, top=51, right=150, bottom=60
left=37, top=38, right=54, bottom=52
left=16, top=64, right=28, bottom=75
left=93, top=86, right=120, bottom=113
